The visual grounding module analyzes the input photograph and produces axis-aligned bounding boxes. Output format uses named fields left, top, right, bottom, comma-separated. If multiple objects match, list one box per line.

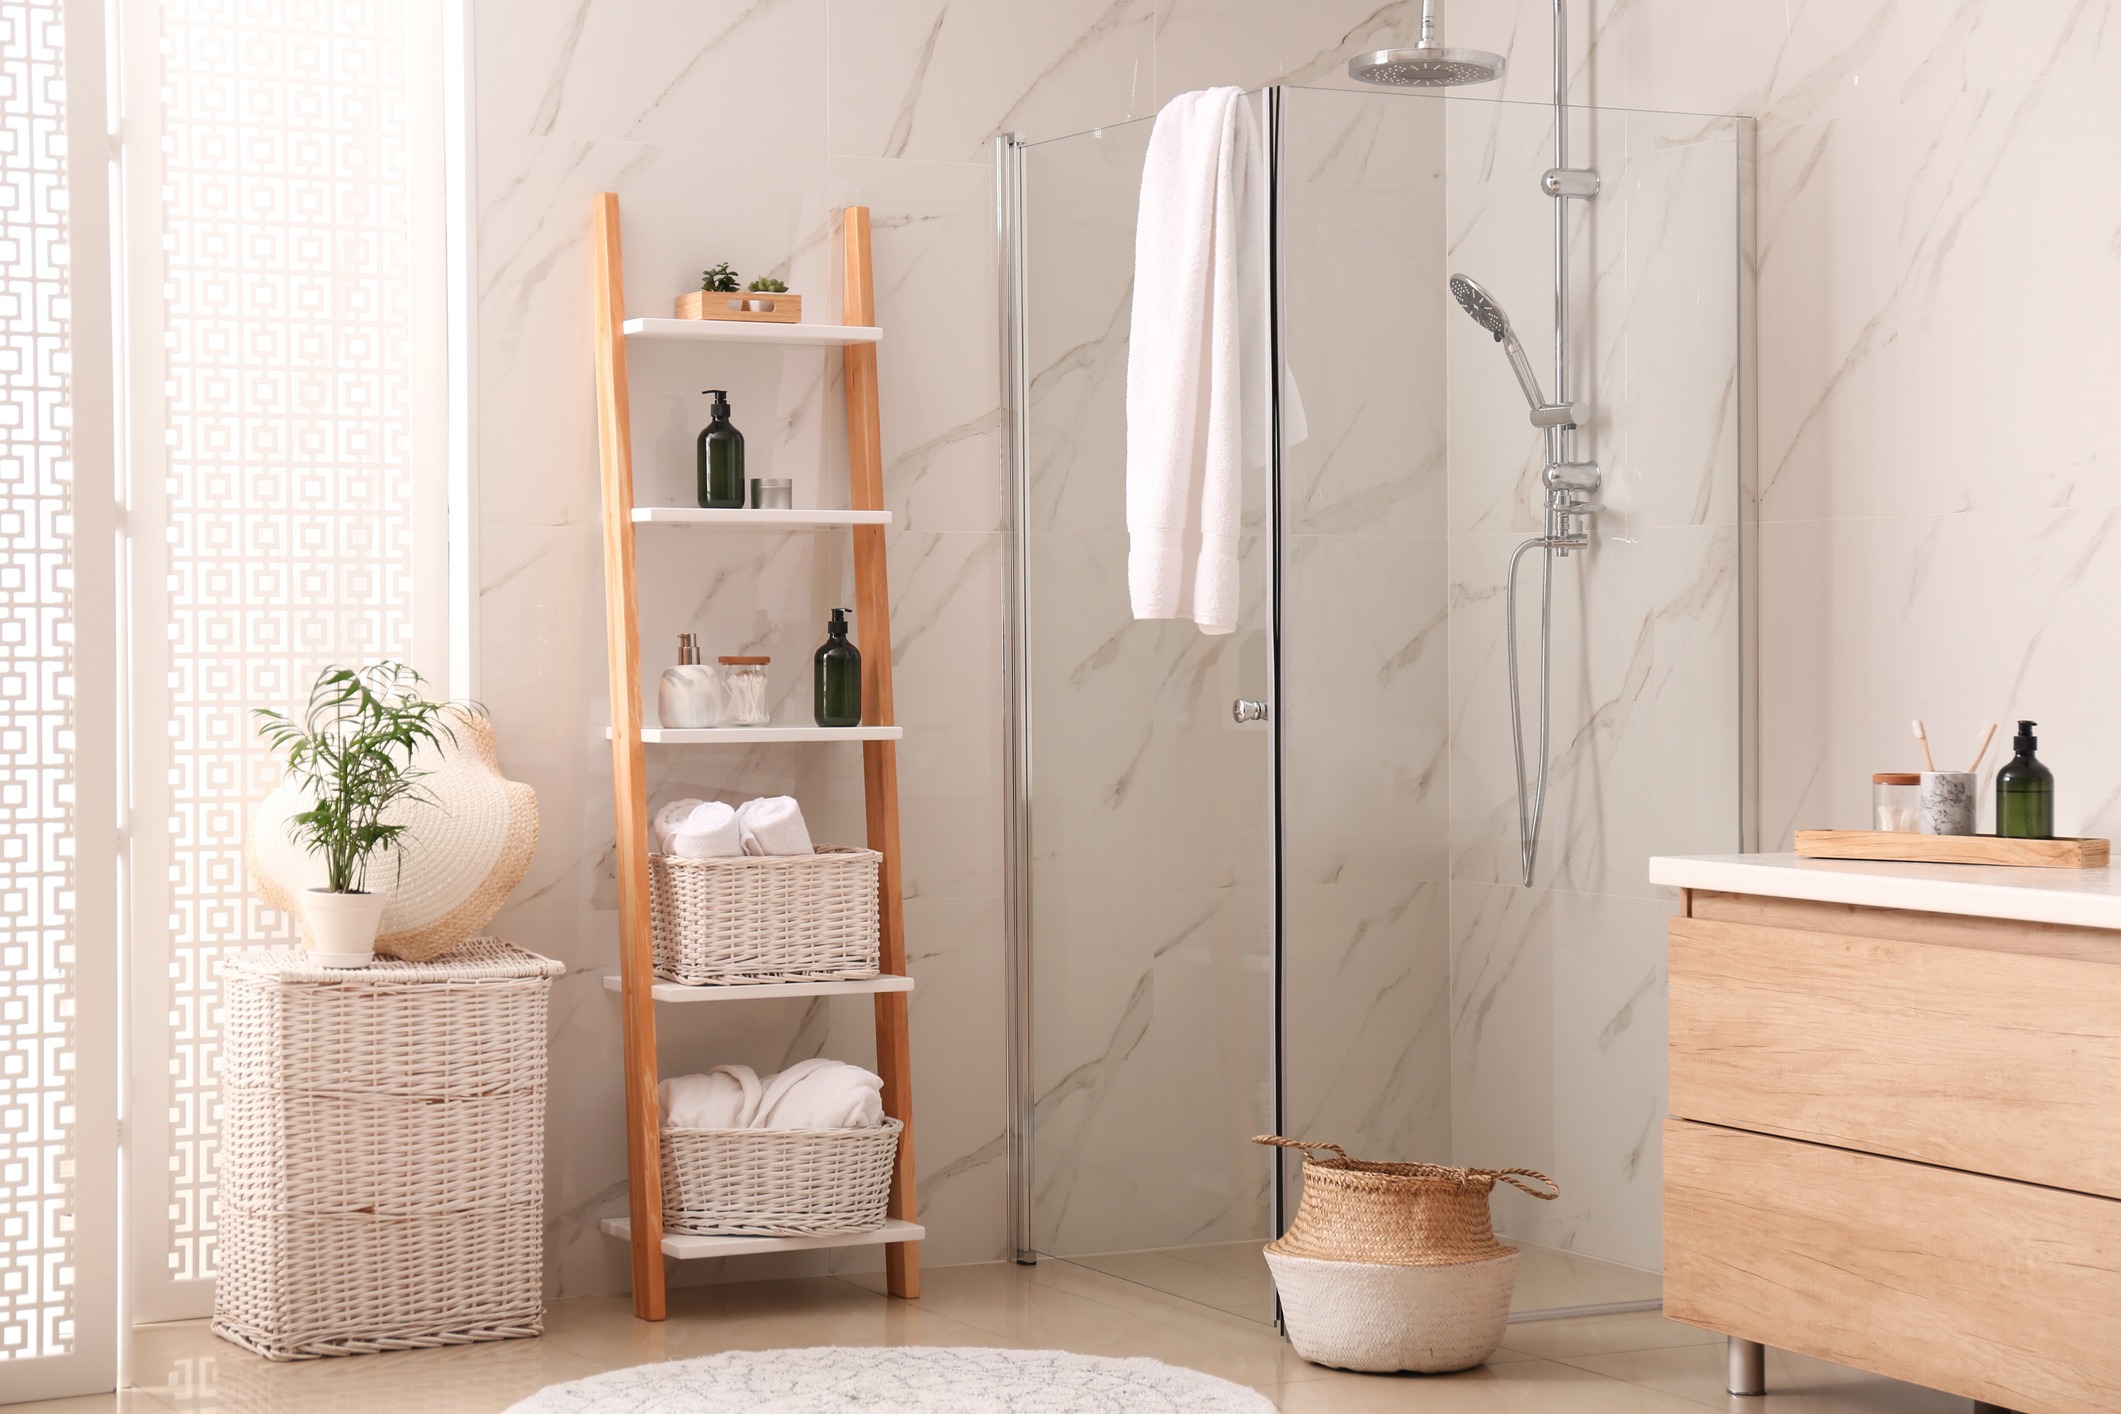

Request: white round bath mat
left=506, top=1346, right=1277, bottom=1413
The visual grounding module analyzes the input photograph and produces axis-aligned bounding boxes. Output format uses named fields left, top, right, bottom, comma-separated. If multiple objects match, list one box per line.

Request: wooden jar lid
left=718, top=655, right=770, bottom=665
left=1872, top=772, right=1920, bottom=785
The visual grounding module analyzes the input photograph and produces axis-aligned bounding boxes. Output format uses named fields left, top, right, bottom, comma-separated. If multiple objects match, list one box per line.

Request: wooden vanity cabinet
left=1664, top=888, right=2121, bottom=1414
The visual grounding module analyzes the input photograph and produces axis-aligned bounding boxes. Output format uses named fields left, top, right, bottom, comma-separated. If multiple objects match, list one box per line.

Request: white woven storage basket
left=648, top=846, right=881, bottom=985
left=214, top=940, right=563, bottom=1360
left=660, top=1119, right=902, bottom=1236
left=1265, top=1249, right=1519, bottom=1373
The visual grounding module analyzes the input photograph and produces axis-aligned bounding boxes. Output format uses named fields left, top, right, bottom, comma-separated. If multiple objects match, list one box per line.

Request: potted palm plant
left=253, top=662, right=469, bottom=967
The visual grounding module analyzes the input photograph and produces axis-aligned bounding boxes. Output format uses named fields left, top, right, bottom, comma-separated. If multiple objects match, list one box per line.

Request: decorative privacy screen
left=155, top=0, right=419, bottom=1283
left=0, top=0, right=79, bottom=1366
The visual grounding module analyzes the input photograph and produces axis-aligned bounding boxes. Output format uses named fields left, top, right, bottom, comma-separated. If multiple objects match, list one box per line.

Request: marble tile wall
left=482, top=0, right=1965, bottom=1298
left=471, top=0, right=1446, bottom=1300
left=1020, top=108, right=1279, bottom=1258
left=1439, top=86, right=1746, bottom=1268
left=1453, top=0, right=2121, bottom=843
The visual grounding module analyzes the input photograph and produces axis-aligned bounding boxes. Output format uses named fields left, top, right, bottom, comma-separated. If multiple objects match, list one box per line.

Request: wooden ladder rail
left=843, top=207, right=920, bottom=1300
left=591, top=192, right=666, bottom=1321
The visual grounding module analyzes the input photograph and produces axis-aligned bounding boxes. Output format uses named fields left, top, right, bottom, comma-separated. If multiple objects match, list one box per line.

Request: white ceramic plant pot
left=301, top=888, right=387, bottom=968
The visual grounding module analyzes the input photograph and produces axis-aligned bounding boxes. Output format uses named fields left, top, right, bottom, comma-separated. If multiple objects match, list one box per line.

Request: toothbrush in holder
left=1911, top=719, right=1936, bottom=772
left=1966, top=722, right=1998, bottom=774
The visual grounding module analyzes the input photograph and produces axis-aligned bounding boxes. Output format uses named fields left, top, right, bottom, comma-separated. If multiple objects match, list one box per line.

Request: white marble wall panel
left=472, top=0, right=1768, bottom=1300
left=1448, top=880, right=1668, bottom=1263
left=471, top=0, right=1083, bottom=1296
left=1454, top=0, right=2121, bottom=880
left=1439, top=90, right=1742, bottom=1273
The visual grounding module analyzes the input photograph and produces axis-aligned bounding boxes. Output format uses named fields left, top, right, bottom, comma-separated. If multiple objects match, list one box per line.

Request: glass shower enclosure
left=1000, top=83, right=1753, bottom=1324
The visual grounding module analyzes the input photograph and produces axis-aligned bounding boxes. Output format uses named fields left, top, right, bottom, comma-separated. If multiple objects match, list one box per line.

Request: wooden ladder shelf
left=589, top=193, right=920, bottom=1321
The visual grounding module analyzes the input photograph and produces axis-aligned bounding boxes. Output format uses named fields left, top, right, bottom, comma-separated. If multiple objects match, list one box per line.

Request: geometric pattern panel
left=0, top=0, right=78, bottom=1361
left=158, top=0, right=414, bottom=1282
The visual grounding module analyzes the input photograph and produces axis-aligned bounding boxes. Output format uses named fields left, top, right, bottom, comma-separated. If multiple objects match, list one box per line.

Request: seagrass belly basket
left=1255, top=1135, right=1560, bottom=1373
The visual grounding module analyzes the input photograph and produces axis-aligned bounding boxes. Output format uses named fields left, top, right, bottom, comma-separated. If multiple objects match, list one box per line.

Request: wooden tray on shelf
left=1795, top=829, right=2110, bottom=869
left=675, top=289, right=802, bottom=324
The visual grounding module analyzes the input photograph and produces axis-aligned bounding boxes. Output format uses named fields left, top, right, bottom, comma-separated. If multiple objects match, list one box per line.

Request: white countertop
left=1649, top=852, right=2121, bottom=931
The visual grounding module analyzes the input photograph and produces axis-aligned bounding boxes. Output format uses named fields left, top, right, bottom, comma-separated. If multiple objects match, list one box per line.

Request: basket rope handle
left=1475, top=1168, right=1561, bottom=1200
left=1251, top=1134, right=1349, bottom=1165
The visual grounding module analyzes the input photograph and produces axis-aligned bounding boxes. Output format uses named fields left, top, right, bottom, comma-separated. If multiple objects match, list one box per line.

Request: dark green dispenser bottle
left=1995, top=719, right=2054, bottom=839
left=814, top=608, right=861, bottom=728
left=696, top=389, right=745, bottom=508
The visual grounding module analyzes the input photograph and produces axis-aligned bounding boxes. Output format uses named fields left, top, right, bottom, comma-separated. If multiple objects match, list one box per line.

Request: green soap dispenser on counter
left=1995, top=719, right=2054, bottom=839
left=696, top=389, right=745, bottom=508
left=815, top=608, right=862, bottom=727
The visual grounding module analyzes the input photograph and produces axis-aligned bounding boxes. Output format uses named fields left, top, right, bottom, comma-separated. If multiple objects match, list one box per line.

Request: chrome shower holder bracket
left=1541, top=167, right=1601, bottom=199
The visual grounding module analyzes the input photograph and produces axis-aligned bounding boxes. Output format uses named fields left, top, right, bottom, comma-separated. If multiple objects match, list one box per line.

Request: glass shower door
left=1014, top=104, right=1279, bottom=1322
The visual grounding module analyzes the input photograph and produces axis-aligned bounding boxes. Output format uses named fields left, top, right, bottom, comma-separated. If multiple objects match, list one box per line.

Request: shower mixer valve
left=1542, top=463, right=1600, bottom=554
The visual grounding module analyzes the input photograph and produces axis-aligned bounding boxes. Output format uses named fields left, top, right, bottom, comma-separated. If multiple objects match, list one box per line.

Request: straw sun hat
left=248, top=709, right=538, bottom=961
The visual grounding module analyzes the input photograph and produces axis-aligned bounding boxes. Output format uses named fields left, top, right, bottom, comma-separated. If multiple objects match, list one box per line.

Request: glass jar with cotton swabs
left=1873, top=774, right=1921, bottom=833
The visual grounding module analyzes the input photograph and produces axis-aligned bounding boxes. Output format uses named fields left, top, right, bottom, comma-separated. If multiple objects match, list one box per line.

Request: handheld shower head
left=1449, top=273, right=1512, bottom=340
left=1449, top=272, right=1574, bottom=428
left=1349, top=0, right=1504, bottom=88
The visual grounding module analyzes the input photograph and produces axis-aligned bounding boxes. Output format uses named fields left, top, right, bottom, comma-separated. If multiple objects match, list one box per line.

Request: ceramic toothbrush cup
left=1920, top=771, right=1977, bottom=836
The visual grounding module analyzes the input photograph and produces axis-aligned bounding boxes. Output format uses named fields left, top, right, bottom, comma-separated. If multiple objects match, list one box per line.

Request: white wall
left=475, top=0, right=2110, bottom=1299
left=1453, top=0, right=2121, bottom=845
left=471, top=0, right=1454, bottom=1299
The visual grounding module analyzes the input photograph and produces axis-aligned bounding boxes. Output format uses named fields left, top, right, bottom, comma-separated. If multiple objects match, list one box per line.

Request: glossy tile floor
left=1061, top=1236, right=1663, bottom=1324
left=16, top=1260, right=1979, bottom=1414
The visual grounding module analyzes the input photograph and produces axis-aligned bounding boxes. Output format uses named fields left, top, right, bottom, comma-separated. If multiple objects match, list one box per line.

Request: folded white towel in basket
left=652, top=798, right=745, bottom=858
left=736, top=795, right=814, bottom=857
left=658, top=1059, right=883, bottom=1132
left=673, top=801, right=744, bottom=859
left=658, top=1065, right=763, bottom=1130
left=753, top=1058, right=885, bottom=1130
left=652, top=798, right=704, bottom=852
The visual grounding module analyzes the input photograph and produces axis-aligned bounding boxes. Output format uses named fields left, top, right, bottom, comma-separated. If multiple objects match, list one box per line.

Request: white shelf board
left=601, top=1216, right=925, bottom=1260
left=623, top=317, right=881, bottom=347
left=632, top=507, right=890, bottom=528
left=603, top=974, right=914, bottom=1003
left=613, top=725, right=902, bottom=745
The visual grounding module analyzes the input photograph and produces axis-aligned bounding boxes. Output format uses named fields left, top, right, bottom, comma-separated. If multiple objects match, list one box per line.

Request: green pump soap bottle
left=814, top=608, right=861, bottom=727
left=1995, top=719, right=2055, bottom=839
left=697, top=389, right=745, bottom=508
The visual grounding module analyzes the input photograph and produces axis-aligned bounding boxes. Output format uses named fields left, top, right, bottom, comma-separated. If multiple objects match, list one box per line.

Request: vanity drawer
left=1668, top=913, right=2121, bottom=1198
left=1665, top=1120, right=2121, bottom=1414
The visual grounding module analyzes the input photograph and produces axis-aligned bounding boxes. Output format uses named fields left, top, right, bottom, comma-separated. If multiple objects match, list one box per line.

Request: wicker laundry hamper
left=214, top=942, right=564, bottom=1359
left=648, top=847, right=880, bottom=984
left=1254, top=1135, right=1559, bottom=1373
left=661, top=1120, right=903, bottom=1236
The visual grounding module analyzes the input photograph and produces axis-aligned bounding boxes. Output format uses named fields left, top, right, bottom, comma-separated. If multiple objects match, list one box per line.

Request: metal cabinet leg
left=1726, top=1337, right=1766, bottom=1396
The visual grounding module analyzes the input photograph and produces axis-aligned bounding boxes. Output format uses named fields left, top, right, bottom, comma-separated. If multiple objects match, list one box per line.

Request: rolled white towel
left=736, top=795, right=814, bottom=857
left=753, top=1057, right=885, bottom=1130
left=652, top=798, right=705, bottom=854
left=667, top=799, right=743, bottom=858
left=658, top=1065, right=762, bottom=1130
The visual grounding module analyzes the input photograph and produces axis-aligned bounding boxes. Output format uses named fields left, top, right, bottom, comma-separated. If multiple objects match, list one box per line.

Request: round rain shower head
left=1449, top=273, right=1510, bottom=340
left=1348, top=45, right=1505, bottom=88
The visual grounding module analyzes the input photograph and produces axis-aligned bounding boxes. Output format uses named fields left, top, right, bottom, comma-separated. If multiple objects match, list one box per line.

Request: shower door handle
left=1232, top=699, right=1270, bottom=724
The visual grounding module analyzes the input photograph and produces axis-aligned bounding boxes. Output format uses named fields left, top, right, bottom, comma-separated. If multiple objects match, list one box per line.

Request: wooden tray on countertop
left=1795, top=830, right=2110, bottom=869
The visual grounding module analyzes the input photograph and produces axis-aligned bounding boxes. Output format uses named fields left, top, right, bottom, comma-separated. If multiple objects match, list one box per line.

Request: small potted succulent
left=253, top=662, right=469, bottom=967
left=676, top=263, right=802, bottom=324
